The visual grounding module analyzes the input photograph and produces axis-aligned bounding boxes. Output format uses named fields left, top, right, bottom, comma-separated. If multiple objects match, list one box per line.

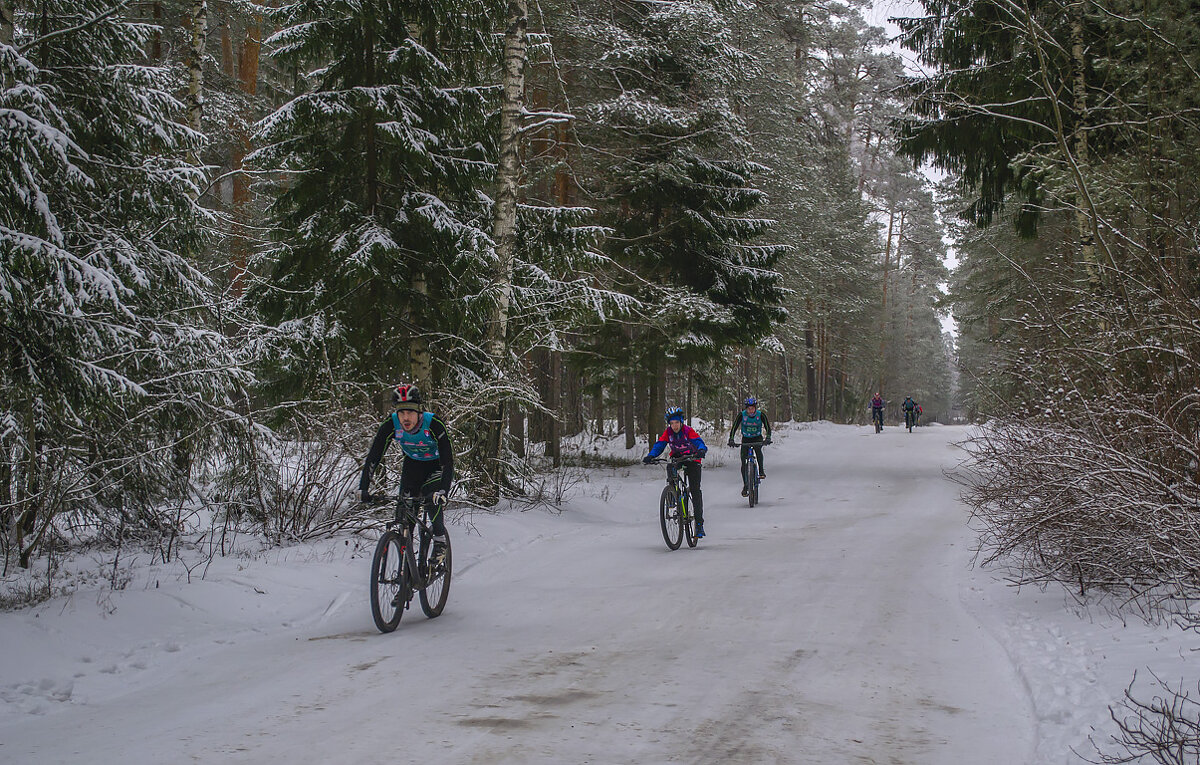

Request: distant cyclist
left=643, top=406, right=708, bottom=538
left=870, top=392, right=884, bottom=429
left=902, top=396, right=918, bottom=430
left=728, top=396, right=771, bottom=496
left=360, top=384, right=452, bottom=567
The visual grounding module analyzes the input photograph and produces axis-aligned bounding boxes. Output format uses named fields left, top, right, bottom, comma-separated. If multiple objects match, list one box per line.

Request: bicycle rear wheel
left=418, top=528, right=452, bottom=618
left=370, top=530, right=407, bottom=633
left=660, top=485, right=683, bottom=550
left=683, top=492, right=698, bottom=547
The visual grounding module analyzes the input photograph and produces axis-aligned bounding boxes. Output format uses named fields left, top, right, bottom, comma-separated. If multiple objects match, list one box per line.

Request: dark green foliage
left=248, top=0, right=504, bottom=402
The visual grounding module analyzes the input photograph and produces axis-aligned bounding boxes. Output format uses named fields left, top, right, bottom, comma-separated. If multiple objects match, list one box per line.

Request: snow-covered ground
left=3, top=423, right=1198, bottom=764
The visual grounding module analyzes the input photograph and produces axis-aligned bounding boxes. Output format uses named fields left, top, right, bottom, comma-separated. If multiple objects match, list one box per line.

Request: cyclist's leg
left=399, top=458, right=425, bottom=514
left=753, top=443, right=765, bottom=476
left=415, top=462, right=448, bottom=537
left=739, top=444, right=750, bottom=488
left=685, top=462, right=703, bottom=525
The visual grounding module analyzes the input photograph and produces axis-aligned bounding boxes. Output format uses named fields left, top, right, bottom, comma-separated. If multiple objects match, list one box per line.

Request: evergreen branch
left=17, top=0, right=135, bottom=55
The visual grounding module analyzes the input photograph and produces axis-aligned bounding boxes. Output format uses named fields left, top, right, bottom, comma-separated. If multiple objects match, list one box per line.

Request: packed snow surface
left=3, top=423, right=1199, bottom=764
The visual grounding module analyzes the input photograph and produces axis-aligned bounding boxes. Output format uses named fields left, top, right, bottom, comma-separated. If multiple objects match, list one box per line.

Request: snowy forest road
left=1, top=424, right=1035, bottom=764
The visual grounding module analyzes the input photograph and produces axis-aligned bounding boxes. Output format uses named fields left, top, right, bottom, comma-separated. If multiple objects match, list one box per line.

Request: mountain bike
left=366, top=492, right=452, bottom=633
left=735, top=441, right=766, bottom=507
left=651, top=456, right=699, bottom=550
left=872, top=408, right=884, bottom=433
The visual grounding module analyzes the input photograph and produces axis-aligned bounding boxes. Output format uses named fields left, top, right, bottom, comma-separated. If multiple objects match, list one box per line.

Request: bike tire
left=660, top=485, right=683, bottom=550
left=370, top=530, right=406, bottom=633
left=748, top=458, right=758, bottom=508
left=683, top=492, right=698, bottom=547
left=418, top=528, right=452, bottom=618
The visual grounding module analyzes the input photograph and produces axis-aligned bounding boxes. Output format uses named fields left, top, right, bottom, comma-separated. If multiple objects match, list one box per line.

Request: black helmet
left=391, top=383, right=423, bottom=411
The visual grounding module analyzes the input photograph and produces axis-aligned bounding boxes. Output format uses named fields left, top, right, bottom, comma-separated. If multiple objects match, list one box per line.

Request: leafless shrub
left=1088, top=673, right=1200, bottom=765
left=958, top=418, right=1200, bottom=602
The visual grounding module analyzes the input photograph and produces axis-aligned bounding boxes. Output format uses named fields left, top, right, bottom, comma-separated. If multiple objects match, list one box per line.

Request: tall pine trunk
left=229, top=3, right=262, bottom=296
left=1069, top=1, right=1096, bottom=280
left=804, top=302, right=817, bottom=420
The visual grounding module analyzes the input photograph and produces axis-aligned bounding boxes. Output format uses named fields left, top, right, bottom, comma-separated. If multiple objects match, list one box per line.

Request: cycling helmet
left=391, top=383, right=423, bottom=411
left=664, top=406, right=685, bottom=423
left=744, top=396, right=757, bottom=407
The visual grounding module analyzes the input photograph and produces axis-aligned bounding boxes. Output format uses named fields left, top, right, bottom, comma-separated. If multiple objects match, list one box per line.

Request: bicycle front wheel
left=683, top=492, right=698, bottom=548
left=748, top=461, right=759, bottom=508
left=660, top=485, right=683, bottom=550
left=418, top=529, right=452, bottom=618
left=370, top=530, right=407, bottom=633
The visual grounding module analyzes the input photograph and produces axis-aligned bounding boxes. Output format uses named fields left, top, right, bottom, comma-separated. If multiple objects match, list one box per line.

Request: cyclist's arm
left=728, top=411, right=743, bottom=440
left=761, top=413, right=772, bottom=439
left=429, top=416, right=455, bottom=493
left=359, top=419, right=393, bottom=494
left=647, top=429, right=669, bottom=458
left=684, top=427, right=707, bottom=456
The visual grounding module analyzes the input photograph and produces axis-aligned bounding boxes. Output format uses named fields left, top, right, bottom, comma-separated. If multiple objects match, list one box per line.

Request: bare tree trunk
left=779, top=353, right=793, bottom=421
left=686, top=366, right=694, bottom=426
left=151, top=2, right=163, bottom=60
left=509, top=406, right=525, bottom=457
left=549, top=350, right=561, bottom=467
left=593, top=386, right=604, bottom=436
left=229, top=2, right=262, bottom=297
left=186, top=0, right=207, bottom=164
left=408, top=269, right=431, bottom=387
left=878, top=202, right=895, bottom=391
left=804, top=302, right=817, bottom=420
left=476, top=0, right=528, bottom=501
left=1, top=0, right=14, bottom=47
left=1069, top=2, right=1096, bottom=281
left=623, top=369, right=635, bottom=450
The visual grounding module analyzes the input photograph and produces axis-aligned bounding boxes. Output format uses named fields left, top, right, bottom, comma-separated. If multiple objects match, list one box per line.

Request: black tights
left=401, top=459, right=447, bottom=536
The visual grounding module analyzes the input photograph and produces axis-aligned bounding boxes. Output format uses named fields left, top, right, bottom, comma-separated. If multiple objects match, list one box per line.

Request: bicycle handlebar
left=360, top=491, right=448, bottom=505
left=648, top=455, right=703, bottom=465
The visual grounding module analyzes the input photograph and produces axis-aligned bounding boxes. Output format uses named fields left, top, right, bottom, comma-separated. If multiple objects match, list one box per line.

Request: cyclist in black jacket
left=360, top=384, right=453, bottom=566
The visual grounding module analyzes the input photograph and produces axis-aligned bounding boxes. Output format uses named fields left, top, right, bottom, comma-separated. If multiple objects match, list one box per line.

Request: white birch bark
left=485, top=0, right=529, bottom=362
left=187, top=0, right=207, bottom=136
left=478, top=0, right=529, bottom=502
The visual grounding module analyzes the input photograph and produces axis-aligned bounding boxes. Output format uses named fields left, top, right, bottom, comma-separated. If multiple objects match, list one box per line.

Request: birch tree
left=477, top=0, right=529, bottom=501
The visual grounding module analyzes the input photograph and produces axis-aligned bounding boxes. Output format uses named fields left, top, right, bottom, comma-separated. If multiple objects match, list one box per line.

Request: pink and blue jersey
left=647, top=425, right=707, bottom=459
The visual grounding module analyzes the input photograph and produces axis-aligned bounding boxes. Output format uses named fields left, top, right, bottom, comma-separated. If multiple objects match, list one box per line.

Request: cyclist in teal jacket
left=727, top=396, right=772, bottom=496
left=360, top=384, right=452, bottom=566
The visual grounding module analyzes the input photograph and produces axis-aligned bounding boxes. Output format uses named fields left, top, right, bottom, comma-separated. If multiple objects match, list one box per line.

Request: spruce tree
left=248, top=0, right=504, bottom=404
left=1, top=1, right=241, bottom=566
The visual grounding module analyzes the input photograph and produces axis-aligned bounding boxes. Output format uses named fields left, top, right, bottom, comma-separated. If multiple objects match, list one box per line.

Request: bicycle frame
left=390, top=493, right=438, bottom=587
